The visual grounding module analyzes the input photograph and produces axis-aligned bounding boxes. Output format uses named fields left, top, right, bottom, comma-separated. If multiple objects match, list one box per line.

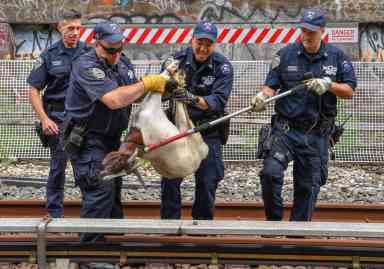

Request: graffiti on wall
left=13, top=25, right=60, bottom=58
left=1, top=0, right=384, bottom=24
left=0, top=0, right=90, bottom=23
left=360, top=23, right=384, bottom=62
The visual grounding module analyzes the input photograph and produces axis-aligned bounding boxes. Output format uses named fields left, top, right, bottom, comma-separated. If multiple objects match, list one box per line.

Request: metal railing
left=0, top=60, right=383, bottom=162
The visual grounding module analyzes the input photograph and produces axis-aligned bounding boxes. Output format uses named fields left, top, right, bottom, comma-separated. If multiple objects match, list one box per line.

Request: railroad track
left=1, top=201, right=384, bottom=268
left=1, top=200, right=384, bottom=222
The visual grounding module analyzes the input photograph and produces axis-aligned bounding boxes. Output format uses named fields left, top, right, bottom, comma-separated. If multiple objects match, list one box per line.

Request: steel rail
left=0, top=200, right=384, bottom=222
left=0, top=236, right=383, bottom=267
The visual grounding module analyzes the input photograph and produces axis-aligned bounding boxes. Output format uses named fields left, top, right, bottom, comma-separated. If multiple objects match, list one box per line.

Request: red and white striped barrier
left=80, top=27, right=331, bottom=44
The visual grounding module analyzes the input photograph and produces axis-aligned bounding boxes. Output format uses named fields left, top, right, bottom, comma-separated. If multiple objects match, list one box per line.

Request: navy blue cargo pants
left=160, top=138, right=224, bottom=220
left=259, top=120, right=329, bottom=221
left=46, top=110, right=68, bottom=218
left=69, top=137, right=123, bottom=243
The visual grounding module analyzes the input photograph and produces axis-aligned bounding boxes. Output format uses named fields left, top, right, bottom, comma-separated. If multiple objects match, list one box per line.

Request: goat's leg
left=101, top=128, right=143, bottom=177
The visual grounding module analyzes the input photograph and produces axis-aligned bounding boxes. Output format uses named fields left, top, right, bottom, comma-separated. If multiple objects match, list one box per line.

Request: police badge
left=85, top=67, right=106, bottom=80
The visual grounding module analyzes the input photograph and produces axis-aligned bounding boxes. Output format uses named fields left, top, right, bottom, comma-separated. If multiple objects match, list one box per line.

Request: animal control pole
left=144, top=73, right=313, bottom=153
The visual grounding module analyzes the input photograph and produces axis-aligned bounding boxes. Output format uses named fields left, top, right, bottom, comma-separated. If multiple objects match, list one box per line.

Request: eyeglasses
left=99, top=42, right=123, bottom=55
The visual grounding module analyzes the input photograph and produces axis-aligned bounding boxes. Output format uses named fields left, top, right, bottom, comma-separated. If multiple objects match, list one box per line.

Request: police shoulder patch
left=33, top=57, right=44, bottom=70
left=84, top=67, right=106, bottom=81
left=221, top=63, right=231, bottom=75
left=342, top=60, right=353, bottom=73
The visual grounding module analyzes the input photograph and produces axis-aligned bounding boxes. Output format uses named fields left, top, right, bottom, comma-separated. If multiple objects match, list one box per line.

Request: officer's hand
left=141, top=74, right=166, bottom=94
left=251, top=91, right=268, bottom=112
left=42, top=118, right=59, bottom=136
left=305, top=77, right=332, bottom=96
left=173, top=88, right=198, bottom=105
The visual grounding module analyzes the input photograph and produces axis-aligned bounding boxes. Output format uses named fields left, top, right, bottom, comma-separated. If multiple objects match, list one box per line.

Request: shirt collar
left=57, top=40, right=80, bottom=55
left=298, top=41, right=328, bottom=60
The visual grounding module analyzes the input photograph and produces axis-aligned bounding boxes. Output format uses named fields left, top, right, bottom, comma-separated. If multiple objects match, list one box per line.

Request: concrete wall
left=1, top=0, right=384, bottom=60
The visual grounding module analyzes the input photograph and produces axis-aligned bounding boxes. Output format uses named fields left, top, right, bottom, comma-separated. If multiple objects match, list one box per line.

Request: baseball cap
left=94, top=22, right=124, bottom=44
left=299, top=8, right=326, bottom=31
left=193, top=21, right=218, bottom=42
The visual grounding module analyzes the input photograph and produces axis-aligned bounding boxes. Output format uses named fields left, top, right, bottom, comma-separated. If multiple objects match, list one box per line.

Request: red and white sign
left=326, top=27, right=358, bottom=43
left=79, top=27, right=355, bottom=45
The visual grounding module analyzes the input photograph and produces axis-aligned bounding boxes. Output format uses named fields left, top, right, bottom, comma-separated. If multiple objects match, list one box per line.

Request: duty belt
left=46, top=101, right=65, bottom=112
left=276, top=116, right=319, bottom=132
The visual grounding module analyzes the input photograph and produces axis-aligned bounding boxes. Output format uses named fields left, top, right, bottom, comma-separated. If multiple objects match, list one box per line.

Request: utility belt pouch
left=319, top=117, right=335, bottom=136
left=330, top=122, right=345, bottom=147
left=63, top=120, right=87, bottom=155
left=34, top=121, right=49, bottom=148
left=256, top=123, right=273, bottom=159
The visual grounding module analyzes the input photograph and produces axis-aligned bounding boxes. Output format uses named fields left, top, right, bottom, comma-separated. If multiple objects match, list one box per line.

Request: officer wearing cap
left=65, top=21, right=174, bottom=242
left=27, top=10, right=91, bottom=218
left=160, top=21, right=234, bottom=220
left=251, top=8, right=356, bottom=221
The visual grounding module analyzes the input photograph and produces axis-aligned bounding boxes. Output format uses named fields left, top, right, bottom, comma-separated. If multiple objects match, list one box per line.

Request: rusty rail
left=0, top=200, right=384, bottom=222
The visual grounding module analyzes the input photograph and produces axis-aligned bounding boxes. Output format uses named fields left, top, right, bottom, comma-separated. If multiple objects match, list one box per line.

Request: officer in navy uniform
left=160, top=21, right=234, bottom=220
left=65, top=22, right=174, bottom=242
left=27, top=10, right=91, bottom=218
left=251, top=8, right=357, bottom=221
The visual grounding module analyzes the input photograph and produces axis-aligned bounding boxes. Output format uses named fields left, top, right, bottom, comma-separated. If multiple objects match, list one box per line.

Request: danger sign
left=327, top=27, right=358, bottom=43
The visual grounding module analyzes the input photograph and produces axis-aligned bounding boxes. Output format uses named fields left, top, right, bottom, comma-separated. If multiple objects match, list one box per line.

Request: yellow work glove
left=141, top=74, right=166, bottom=94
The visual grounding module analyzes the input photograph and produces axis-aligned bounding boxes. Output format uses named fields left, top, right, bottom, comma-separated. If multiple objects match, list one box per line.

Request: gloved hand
left=305, top=77, right=332, bottom=96
left=173, top=88, right=198, bottom=105
left=141, top=74, right=176, bottom=95
left=251, top=91, right=268, bottom=112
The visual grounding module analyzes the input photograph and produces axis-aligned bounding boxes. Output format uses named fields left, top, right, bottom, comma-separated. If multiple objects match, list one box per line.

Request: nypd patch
left=33, top=57, right=44, bottom=70
left=322, top=65, right=337, bottom=76
left=202, top=76, right=215, bottom=86
left=221, top=64, right=231, bottom=75
left=342, top=60, right=353, bottom=73
left=127, top=70, right=135, bottom=80
left=84, top=67, right=106, bottom=81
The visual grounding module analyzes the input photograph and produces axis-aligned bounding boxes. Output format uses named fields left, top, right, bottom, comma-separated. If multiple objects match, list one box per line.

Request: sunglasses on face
left=99, top=42, right=123, bottom=55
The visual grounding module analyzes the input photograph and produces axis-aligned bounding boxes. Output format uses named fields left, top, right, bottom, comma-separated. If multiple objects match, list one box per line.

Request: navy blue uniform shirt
left=265, top=42, right=357, bottom=120
left=27, top=40, right=91, bottom=103
left=66, top=50, right=137, bottom=137
left=173, top=47, right=233, bottom=124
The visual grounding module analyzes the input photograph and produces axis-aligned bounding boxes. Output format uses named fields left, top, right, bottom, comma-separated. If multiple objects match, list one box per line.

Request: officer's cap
left=299, top=8, right=326, bottom=31
left=94, top=22, right=124, bottom=44
left=193, top=21, right=218, bottom=42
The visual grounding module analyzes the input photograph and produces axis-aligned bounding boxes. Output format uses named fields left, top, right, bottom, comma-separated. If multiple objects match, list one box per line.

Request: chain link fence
left=0, top=60, right=383, bottom=162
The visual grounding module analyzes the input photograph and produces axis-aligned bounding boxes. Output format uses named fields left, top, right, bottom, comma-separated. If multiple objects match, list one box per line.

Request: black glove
left=173, top=88, right=198, bottom=105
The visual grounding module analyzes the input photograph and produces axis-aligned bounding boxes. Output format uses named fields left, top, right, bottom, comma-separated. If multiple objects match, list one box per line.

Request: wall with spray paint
left=1, top=0, right=384, bottom=60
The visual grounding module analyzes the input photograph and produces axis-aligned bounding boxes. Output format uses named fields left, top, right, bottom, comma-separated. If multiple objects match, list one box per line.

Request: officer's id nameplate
left=85, top=67, right=106, bottom=80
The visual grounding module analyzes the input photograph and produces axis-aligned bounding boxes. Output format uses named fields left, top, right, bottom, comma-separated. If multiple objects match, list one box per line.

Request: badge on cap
left=85, top=67, right=106, bottom=81
left=306, top=11, right=315, bottom=20
left=203, top=22, right=213, bottom=31
left=33, top=57, right=44, bottom=70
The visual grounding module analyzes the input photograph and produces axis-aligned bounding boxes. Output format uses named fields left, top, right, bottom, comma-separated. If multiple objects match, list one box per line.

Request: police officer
left=160, top=21, right=234, bottom=220
left=65, top=22, right=173, bottom=242
left=27, top=10, right=91, bottom=218
left=251, top=8, right=357, bottom=221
